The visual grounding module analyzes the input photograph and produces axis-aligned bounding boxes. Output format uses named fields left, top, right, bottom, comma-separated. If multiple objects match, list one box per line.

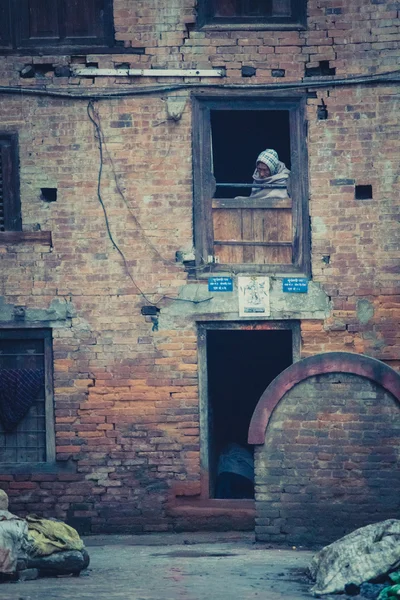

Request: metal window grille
left=0, top=338, right=46, bottom=463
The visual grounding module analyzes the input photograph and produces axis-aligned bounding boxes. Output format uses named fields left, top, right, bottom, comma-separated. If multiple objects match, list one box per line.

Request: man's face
left=256, top=162, right=271, bottom=178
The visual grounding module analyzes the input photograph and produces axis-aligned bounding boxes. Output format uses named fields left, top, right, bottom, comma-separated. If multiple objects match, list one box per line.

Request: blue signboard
left=282, top=278, right=308, bottom=293
left=208, top=277, right=234, bottom=292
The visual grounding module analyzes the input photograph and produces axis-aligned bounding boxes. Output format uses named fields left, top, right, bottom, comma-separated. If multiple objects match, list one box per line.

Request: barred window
left=0, top=330, right=55, bottom=464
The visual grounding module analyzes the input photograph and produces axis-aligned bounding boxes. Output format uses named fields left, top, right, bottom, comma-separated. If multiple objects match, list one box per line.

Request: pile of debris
left=309, top=519, right=400, bottom=599
left=0, top=490, right=89, bottom=582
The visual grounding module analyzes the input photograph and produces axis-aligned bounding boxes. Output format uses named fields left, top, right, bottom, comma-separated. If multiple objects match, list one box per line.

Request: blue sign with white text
left=282, top=278, right=308, bottom=293
left=208, top=277, right=234, bottom=292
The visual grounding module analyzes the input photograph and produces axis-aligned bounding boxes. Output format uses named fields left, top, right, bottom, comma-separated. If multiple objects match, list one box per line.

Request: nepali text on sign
left=208, top=277, right=234, bottom=292
left=282, top=278, right=309, bottom=293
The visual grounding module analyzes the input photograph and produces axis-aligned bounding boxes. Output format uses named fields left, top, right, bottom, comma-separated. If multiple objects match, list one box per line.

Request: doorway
left=199, top=323, right=297, bottom=499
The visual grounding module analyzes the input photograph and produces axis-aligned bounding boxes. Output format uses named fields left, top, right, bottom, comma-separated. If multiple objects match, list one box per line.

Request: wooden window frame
left=197, top=0, right=307, bottom=30
left=0, top=328, right=55, bottom=466
left=0, top=0, right=116, bottom=54
left=0, top=133, right=22, bottom=232
left=192, top=93, right=310, bottom=276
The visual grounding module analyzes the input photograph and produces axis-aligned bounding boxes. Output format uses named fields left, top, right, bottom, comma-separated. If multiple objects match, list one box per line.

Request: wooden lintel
left=0, top=231, right=52, bottom=245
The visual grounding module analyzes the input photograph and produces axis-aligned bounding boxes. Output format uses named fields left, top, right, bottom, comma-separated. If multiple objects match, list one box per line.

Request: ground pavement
left=0, top=531, right=319, bottom=600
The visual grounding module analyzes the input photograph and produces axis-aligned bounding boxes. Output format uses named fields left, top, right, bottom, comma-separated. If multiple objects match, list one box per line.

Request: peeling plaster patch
left=0, top=296, right=76, bottom=325
left=160, top=278, right=331, bottom=326
left=357, top=298, right=374, bottom=325
left=0, top=297, right=14, bottom=322
left=312, top=216, right=327, bottom=235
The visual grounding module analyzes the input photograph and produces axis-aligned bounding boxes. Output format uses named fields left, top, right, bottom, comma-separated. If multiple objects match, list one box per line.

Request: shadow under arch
left=248, top=351, right=400, bottom=444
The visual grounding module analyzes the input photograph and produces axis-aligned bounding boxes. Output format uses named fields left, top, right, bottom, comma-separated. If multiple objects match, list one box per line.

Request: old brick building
left=0, top=1, right=399, bottom=545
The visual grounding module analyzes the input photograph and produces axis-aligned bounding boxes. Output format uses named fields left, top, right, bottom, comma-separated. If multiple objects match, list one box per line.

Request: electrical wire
left=7, top=67, right=397, bottom=307
left=96, top=109, right=210, bottom=272
left=0, top=68, right=400, bottom=100
left=87, top=101, right=213, bottom=306
left=87, top=100, right=160, bottom=306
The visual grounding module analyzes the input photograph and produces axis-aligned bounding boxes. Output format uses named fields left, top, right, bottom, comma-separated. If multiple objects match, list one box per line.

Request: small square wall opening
left=40, top=188, right=57, bottom=202
left=355, top=185, right=373, bottom=200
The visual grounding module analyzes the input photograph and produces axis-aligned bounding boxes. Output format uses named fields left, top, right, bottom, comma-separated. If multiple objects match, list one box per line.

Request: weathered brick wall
left=255, top=373, right=400, bottom=546
left=0, top=0, right=399, bottom=534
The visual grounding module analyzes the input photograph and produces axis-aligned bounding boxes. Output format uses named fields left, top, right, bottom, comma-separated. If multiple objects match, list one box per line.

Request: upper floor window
left=0, top=135, right=21, bottom=232
left=197, top=0, right=306, bottom=28
left=0, top=329, right=55, bottom=464
left=0, top=0, right=114, bottom=52
left=192, top=95, right=310, bottom=275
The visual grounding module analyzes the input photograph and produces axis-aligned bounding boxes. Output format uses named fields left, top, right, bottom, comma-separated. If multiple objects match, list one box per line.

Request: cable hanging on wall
left=87, top=101, right=213, bottom=308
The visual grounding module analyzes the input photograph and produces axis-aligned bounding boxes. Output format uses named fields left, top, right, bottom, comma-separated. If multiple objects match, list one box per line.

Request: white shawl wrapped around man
left=235, top=148, right=290, bottom=201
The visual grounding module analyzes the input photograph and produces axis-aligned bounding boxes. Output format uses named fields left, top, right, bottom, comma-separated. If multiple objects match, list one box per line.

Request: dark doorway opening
left=206, top=329, right=293, bottom=499
left=210, top=110, right=291, bottom=198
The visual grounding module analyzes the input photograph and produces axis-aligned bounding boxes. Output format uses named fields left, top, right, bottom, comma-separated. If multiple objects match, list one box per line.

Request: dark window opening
left=355, top=185, right=373, bottom=200
left=198, top=0, right=306, bottom=27
left=207, top=329, right=293, bottom=498
left=41, top=188, right=57, bottom=202
left=211, top=110, right=291, bottom=198
left=0, top=329, right=54, bottom=464
left=0, top=135, right=21, bottom=232
left=0, top=0, right=114, bottom=51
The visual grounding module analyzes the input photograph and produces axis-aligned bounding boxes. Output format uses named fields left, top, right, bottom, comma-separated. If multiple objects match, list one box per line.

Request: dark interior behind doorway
left=207, top=329, right=293, bottom=498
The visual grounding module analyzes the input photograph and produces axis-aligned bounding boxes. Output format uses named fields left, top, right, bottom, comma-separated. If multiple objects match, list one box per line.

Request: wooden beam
left=214, top=240, right=292, bottom=247
left=212, top=198, right=292, bottom=209
left=0, top=231, right=52, bottom=245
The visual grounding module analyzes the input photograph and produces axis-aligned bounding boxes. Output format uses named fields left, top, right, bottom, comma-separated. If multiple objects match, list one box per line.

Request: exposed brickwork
left=0, top=0, right=399, bottom=535
left=255, top=373, right=400, bottom=546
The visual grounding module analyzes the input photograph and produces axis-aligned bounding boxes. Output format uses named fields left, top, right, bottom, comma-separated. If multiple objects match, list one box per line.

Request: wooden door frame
left=197, top=320, right=301, bottom=498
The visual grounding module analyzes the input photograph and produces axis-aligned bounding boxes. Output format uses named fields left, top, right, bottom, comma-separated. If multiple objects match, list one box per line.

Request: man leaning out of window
left=235, top=148, right=291, bottom=201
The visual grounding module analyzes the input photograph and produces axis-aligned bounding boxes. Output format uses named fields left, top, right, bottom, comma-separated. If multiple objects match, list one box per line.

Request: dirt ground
left=0, top=531, right=320, bottom=600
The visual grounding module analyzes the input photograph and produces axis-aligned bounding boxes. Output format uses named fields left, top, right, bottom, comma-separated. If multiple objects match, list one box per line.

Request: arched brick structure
left=249, top=353, right=400, bottom=546
left=249, top=352, right=400, bottom=444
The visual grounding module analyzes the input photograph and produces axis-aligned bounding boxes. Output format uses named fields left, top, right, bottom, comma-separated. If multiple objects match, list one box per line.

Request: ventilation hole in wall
left=71, top=56, right=87, bottom=64
left=20, top=65, right=35, bottom=78
left=305, top=61, right=336, bottom=77
left=271, top=69, right=285, bottom=78
left=34, top=64, right=54, bottom=77
left=355, top=185, right=373, bottom=200
left=242, top=66, right=257, bottom=77
left=40, top=188, right=57, bottom=202
left=86, top=62, right=99, bottom=68
left=317, top=101, right=328, bottom=120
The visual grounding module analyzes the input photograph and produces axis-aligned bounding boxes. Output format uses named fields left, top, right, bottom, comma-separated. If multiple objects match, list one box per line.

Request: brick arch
left=248, top=352, right=400, bottom=444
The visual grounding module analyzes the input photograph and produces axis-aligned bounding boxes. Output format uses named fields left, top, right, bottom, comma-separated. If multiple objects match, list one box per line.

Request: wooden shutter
left=63, top=0, right=106, bottom=41
left=214, top=0, right=273, bottom=17
left=209, top=0, right=297, bottom=20
left=212, top=198, right=293, bottom=265
left=16, top=0, right=112, bottom=48
left=0, top=137, right=21, bottom=232
left=214, top=0, right=238, bottom=17
left=0, top=0, right=12, bottom=48
left=272, top=0, right=291, bottom=16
